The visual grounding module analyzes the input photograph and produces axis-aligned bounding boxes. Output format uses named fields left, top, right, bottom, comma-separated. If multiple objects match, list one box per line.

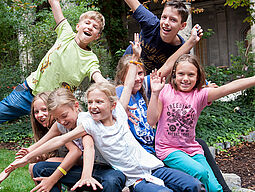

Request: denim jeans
left=0, top=80, right=33, bottom=124
left=130, top=166, right=204, bottom=192
left=33, top=161, right=126, bottom=192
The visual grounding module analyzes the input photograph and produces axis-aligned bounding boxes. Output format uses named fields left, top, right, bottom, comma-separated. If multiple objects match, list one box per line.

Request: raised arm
left=124, top=0, right=141, bottom=12
left=158, top=24, right=203, bottom=78
left=30, top=142, right=82, bottom=192
left=119, top=33, right=141, bottom=110
left=48, top=0, right=65, bottom=25
left=7, top=124, right=86, bottom=171
left=208, top=76, right=255, bottom=103
left=71, top=135, right=103, bottom=191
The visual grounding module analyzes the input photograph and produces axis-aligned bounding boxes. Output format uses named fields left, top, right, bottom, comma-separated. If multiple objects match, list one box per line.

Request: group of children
left=1, top=0, right=255, bottom=191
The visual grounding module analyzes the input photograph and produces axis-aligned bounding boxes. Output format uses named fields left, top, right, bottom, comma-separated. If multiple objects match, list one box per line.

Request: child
left=124, top=0, right=188, bottom=73
left=1, top=91, right=125, bottom=192
left=0, top=0, right=106, bottom=124
left=6, top=84, right=203, bottom=192
left=147, top=54, right=255, bottom=191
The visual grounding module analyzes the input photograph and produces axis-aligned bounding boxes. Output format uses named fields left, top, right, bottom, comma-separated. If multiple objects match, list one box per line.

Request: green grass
left=0, top=149, right=34, bottom=192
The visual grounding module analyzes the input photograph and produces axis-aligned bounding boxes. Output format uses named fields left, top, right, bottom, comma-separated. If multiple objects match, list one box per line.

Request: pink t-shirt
left=155, top=84, right=211, bottom=160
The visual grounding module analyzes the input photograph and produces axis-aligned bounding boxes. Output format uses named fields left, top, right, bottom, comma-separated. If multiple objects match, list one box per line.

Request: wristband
left=57, top=166, right=67, bottom=175
left=130, top=60, right=143, bottom=66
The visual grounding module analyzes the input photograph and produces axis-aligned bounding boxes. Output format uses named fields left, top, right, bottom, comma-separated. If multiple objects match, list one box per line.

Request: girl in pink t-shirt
left=148, top=54, right=255, bottom=192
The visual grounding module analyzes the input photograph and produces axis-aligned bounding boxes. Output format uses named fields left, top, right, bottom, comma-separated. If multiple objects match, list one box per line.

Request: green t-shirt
left=26, top=19, right=100, bottom=95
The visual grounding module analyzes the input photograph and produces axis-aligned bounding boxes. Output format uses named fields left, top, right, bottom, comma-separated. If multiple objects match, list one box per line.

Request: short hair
left=164, top=0, right=189, bottom=23
left=169, top=54, right=206, bottom=91
left=79, top=11, right=105, bottom=33
left=47, top=88, right=77, bottom=113
left=85, top=82, right=118, bottom=104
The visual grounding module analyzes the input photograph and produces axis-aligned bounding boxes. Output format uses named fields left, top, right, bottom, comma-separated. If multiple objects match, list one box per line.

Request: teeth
left=84, top=32, right=92, bottom=36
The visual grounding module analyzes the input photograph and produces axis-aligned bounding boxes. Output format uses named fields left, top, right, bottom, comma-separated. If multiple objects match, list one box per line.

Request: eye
left=34, top=110, right=39, bottom=114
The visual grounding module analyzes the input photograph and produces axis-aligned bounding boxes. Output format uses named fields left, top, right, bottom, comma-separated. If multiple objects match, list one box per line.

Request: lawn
left=0, top=149, right=34, bottom=192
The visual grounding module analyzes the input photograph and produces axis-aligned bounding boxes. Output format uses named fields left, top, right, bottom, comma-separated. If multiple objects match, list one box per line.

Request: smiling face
left=160, top=6, right=186, bottom=44
left=175, top=61, right=198, bottom=92
left=75, top=17, right=101, bottom=49
left=131, top=65, right=145, bottom=94
left=52, top=103, right=79, bottom=130
left=87, top=89, right=116, bottom=126
left=33, top=98, right=48, bottom=128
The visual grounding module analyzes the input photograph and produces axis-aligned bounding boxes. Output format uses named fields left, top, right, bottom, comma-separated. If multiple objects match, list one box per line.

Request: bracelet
left=130, top=60, right=143, bottom=66
left=57, top=166, right=67, bottom=175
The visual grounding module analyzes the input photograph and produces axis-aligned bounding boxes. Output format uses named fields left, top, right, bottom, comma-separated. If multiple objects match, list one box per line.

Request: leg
left=193, top=154, right=223, bottom=192
left=196, top=138, right=231, bottom=192
left=152, top=167, right=204, bottom=192
left=0, top=81, right=33, bottom=124
left=92, top=164, right=126, bottom=192
left=131, top=179, right=172, bottom=192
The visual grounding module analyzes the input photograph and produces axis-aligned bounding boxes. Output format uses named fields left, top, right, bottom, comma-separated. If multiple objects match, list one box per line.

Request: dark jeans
left=130, top=166, right=204, bottom=192
left=196, top=138, right=231, bottom=192
left=0, top=80, right=33, bottom=124
left=33, top=161, right=126, bottom=192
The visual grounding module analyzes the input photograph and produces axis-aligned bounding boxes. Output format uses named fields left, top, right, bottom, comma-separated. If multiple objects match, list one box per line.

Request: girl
left=147, top=54, right=255, bottom=192
left=6, top=84, right=203, bottom=192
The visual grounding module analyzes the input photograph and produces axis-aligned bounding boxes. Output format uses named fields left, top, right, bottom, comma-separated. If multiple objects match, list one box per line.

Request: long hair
left=115, top=54, right=148, bottom=106
left=169, top=54, right=206, bottom=91
left=31, top=92, right=54, bottom=142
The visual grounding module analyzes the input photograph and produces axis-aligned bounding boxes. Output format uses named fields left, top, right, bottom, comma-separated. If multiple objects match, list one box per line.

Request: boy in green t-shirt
left=0, top=0, right=107, bottom=124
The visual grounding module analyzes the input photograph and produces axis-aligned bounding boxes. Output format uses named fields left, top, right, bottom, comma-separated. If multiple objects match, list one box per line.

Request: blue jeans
left=0, top=80, right=33, bottom=124
left=33, top=161, right=126, bottom=192
left=130, top=166, right=204, bottom=192
left=163, top=151, right=223, bottom=192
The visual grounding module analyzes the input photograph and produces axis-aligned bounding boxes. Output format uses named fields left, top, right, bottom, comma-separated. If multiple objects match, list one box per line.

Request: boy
left=0, top=0, right=106, bottom=124
left=124, top=0, right=188, bottom=73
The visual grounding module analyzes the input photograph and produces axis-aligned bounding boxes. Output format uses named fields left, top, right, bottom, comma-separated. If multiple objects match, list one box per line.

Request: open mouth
left=84, top=31, right=92, bottom=36
left=163, top=27, right=171, bottom=32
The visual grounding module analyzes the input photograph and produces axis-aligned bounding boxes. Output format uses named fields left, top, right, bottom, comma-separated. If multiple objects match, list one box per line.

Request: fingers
left=16, top=148, right=29, bottom=158
left=194, top=24, right=203, bottom=38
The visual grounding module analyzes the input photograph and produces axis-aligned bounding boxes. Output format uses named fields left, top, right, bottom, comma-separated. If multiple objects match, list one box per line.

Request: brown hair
left=164, top=0, right=189, bottom=23
left=85, top=82, right=118, bottom=105
left=169, top=54, right=206, bottom=91
left=115, top=54, right=148, bottom=106
left=79, top=11, right=105, bottom=33
left=31, top=92, right=54, bottom=142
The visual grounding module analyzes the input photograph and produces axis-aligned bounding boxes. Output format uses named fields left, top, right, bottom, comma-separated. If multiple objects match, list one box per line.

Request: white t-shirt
left=79, top=102, right=163, bottom=186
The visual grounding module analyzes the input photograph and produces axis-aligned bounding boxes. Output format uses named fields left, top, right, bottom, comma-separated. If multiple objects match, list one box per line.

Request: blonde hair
left=79, top=11, right=105, bottom=33
left=31, top=92, right=54, bottom=142
left=169, top=54, right=206, bottom=91
left=115, top=54, right=148, bottom=106
left=85, top=82, right=118, bottom=104
left=47, top=88, right=77, bottom=113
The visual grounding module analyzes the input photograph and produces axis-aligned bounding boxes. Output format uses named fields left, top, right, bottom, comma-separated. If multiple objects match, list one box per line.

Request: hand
left=5, top=158, right=28, bottom=173
left=15, top=148, right=29, bottom=159
left=71, top=177, right=103, bottom=191
left=190, top=24, right=203, bottom=44
left=130, top=33, right=141, bottom=59
left=30, top=177, right=56, bottom=192
left=0, top=169, right=11, bottom=184
left=150, top=69, right=166, bottom=94
left=127, top=106, right=139, bottom=126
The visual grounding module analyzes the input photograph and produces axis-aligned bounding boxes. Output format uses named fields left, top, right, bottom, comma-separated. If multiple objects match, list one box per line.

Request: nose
left=87, top=23, right=93, bottom=31
left=183, top=75, right=189, bottom=81
left=163, top=18, right=170, bottom=25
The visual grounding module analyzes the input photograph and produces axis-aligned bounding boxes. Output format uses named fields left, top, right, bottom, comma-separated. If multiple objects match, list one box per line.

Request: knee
left=102, top=170, right=126, bottom=188
left=193, top=167, right=209, bottom=184
left=32, top=161, right=50, bottom=178
left=29, top=163, right=35, bottom=178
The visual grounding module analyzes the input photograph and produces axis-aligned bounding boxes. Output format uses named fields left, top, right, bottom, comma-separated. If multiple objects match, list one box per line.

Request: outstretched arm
left=208, top=76, right=255, bottom=103
left=147, top=70, right=165, bottom=126
left=71, top=135, right=103, bottom=191
left=158, top=24, right=203, bottom=78
left=6, top=125, right=86, bottom=172
left=124, top=0, right=141, bottom=12
left=119, top=33, right=141, bottom=110
left=30, top=142, right=82, bottom=192
left=48, top=0, right=65, bottom=25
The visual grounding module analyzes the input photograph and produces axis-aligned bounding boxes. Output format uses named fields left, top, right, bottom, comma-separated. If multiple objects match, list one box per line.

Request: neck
left=74, top=36, right=89, bottom=50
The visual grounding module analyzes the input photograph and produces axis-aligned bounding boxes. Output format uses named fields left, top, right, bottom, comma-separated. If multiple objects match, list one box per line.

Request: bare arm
left=124, top=0, right=141, bottom=12
left=30, top=142, right=82, bottom=192
left=71, top=135, right=103, bottom=191
left=119, top=33, right=141, bottom=110
left=48, top=0, right=65, bottom=25
left=208, top=76, right=255, bottom=103
left=158, top=24, right=203, bottom=78
left=147, top=70, right=165, bottom=126
left=92, top=71, right=108, bottom=83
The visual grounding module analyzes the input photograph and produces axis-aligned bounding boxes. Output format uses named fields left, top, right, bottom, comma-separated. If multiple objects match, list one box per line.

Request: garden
left=0, top=0, right=255, bottom=191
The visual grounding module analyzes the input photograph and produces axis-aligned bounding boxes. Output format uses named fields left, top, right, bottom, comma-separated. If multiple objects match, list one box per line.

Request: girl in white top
left=6, top=83, right=203, bottom=192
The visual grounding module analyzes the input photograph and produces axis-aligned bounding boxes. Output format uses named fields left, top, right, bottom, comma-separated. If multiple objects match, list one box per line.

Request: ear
left=111, top=101, right=117, bottom=111
left=179, top=22, right=187, bottom=31
left=76, top=23, right=80, bottom=32
left=95, top=32, right=101, bottom=40
left=74, top=101, right=80, bottom=111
